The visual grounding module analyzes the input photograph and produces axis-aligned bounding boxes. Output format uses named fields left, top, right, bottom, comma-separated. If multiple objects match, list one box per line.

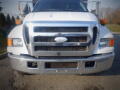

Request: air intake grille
left=29, top=26, right=94, bottom=57
left=34, top=27, right=88, bottom=32
left=34, top=46, right=87, bottom=51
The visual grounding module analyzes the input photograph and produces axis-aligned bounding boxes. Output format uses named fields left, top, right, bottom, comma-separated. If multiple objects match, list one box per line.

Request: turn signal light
left=7, top=38, right=13, bottom=47
left=109, top=39, right=114, bottom=47
left=100, top=19, right=108, bottom=25
left=15, top=19, right=22, bottom=25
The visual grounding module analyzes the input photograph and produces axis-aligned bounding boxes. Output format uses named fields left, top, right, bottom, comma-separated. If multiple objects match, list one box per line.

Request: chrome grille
left=27, top=25, right=95, bottom=57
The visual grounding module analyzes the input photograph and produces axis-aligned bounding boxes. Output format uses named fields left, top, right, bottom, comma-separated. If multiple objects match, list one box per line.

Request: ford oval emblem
left=54, top=37, right=68, bottom=43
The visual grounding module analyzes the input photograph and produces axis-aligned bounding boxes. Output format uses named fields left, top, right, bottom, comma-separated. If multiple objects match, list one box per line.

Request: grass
left=0, top=49, right=6, bottom=54
left=107, top=24, right=120, bottom=32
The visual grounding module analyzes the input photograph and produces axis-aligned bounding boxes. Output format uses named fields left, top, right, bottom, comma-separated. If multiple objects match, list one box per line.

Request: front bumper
left=8, top=53, right=114, bottom=74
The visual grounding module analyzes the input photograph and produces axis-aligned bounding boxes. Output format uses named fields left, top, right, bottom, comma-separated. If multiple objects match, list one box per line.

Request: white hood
left=23, top=12, right=98, bottom=23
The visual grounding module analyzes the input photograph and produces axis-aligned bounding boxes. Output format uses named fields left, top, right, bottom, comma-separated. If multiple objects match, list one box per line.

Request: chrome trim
left=32, top=33, right=90, bottom=36
left=8, top=53, right=114, bottom=74
left=8, top=53, right=114, bottom=62
left=33, top=42, right=91, bottom=46
left=24, top=21, right=97, bottom=26
left=24, top=21, right=98, bottom=57
left=31, top=51, right=92, bottom=56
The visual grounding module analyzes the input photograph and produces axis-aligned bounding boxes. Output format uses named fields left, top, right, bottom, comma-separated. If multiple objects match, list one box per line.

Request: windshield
left=33, top=0, right=88, bottom=12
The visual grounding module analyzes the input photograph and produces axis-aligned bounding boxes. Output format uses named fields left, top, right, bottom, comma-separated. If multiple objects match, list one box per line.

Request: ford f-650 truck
left=7, top=0, right=114, bottom=75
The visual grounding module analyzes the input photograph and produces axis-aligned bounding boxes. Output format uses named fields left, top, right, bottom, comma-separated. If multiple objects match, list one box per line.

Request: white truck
left=7, top=0, right=114, bottom=75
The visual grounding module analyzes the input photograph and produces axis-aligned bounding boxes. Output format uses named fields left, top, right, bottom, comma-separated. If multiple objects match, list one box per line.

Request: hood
left=23, top=12, right=98, bottom=23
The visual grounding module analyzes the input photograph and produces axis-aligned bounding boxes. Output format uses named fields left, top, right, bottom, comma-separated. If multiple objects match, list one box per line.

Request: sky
left=0, top=0, right=120, bottom=16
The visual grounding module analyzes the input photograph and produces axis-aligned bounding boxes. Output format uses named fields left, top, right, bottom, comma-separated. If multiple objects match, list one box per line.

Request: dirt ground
left=0, top=34, right=120, bottom=90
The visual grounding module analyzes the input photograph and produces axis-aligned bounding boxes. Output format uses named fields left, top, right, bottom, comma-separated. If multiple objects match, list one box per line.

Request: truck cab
left=7, top=0, right=114, bottom=74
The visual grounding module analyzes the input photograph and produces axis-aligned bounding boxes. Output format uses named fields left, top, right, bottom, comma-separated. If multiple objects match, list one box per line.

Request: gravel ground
left=0, top=34, right=120, bottom=90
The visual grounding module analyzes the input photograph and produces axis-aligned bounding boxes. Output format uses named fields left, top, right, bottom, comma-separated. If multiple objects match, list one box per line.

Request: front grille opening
left=34, top=36, right=87, bottom=42
left=85, top=61, right=95, bottom=68
left=45, top=62, right=77, bottom=68
left=34, top=46, right=87, bottom=51
left=34, top=27, right=88, bottom=32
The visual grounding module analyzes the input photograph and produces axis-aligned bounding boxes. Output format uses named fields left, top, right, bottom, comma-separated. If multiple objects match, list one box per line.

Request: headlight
left=99, top=38, right=114, bottom=48
left=7, top=38, right=23, bottom=47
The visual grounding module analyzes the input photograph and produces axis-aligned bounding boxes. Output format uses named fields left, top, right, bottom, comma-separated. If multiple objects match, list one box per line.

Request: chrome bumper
left=8, top=53, right=114, bottom=74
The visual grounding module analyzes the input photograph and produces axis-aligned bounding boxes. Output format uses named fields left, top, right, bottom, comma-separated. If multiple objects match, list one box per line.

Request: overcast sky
left=1, top=0, right=120, bottom=16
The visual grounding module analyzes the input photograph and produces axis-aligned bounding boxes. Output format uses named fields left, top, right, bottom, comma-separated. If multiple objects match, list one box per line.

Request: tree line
left=0, top=13, right=16, bottom=29
left=107, top=8, right=120, bottom=25
left=101, top=7, right=120, bottom=25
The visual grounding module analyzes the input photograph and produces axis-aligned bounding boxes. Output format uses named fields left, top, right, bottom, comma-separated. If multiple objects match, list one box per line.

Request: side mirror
left=100, top=19, right=108, bottom=25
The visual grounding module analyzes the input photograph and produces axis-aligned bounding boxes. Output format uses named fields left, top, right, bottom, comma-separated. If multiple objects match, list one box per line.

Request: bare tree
left=111, top=8, right=120, bottom=24
left=100, top=7, right=120, bottom=24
